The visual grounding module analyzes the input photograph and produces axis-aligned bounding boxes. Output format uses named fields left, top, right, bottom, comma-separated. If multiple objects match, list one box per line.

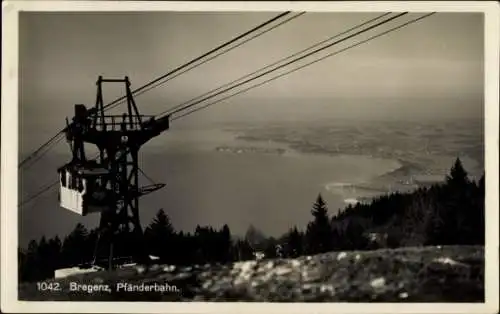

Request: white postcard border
left=2, top=1, right=499, bottom=313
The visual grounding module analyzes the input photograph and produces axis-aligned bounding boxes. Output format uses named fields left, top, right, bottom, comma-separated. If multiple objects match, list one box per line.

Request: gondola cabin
left=58, top=164, right=112, bottom=216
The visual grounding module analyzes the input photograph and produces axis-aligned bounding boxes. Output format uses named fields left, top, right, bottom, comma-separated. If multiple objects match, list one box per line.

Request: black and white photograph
left=1, top=1, right=499, bottom=313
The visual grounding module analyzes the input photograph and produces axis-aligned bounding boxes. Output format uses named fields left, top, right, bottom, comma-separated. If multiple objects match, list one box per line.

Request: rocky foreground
left=19, top=245, right=484, bottom=302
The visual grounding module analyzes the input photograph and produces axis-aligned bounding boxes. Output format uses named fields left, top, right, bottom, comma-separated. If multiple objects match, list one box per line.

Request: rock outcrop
left=19, top=245, right=484, bottom=302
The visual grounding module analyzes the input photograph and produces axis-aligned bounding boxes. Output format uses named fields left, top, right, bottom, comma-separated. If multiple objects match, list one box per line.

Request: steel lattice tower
left=64, top=76, right=169, bottom=269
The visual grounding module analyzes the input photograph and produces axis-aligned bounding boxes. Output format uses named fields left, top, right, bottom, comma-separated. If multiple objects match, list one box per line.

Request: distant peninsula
left=215, top=146, right=286, bottom=156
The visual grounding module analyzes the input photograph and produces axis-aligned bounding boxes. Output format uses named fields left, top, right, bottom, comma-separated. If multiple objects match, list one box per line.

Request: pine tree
left=234, top=239, right=254, bottom=261
left=467, top=173, right=485, bottom=245
left=220, top=224, right=232, bottom=263
left=343, top=218, right=369, bottom=250
left=427, top=158, right=475, bottom=245
left=22, top=240, right=39, bottom=281
left=263, top=237, right=278, bottom=259
left=18, top=248, right=27, bottom=282
left=27, top=240, right=38, bottom=259
left=144, top=209, right=175, bottom=262
left=306, top=194, right=333, bottom=254
left=448, top=158, right=473, bottom=244
left=244, top=224, right=266, bottom=249
left=47, top=236, right=63, bottom=270
left=148, top=209, right=175, bottom=235
left=330, top=221, right=344, bottom=251
left=286, top=226, right=303, bottom=258
left=62, top=223, right=89, bottom=266
left=446, top=157, right=469, bottom=187
left=37, top=236, right=50, bottom=278
left=478, top=173, right=485, bottom=193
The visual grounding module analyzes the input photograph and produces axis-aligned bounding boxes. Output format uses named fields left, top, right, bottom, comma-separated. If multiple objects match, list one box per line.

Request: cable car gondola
left=57, top=163, right=112, bottom=216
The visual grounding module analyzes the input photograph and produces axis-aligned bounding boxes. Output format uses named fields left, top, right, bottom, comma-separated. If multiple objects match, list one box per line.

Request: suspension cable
left=18, top=132, right=65, bottom=169
left=20, top=134, right=66, bottom=171
left=160, top=12, right=408, bottom=118
left=105, top=12, right=306, bottom=113
left=160, top=12, right=392, bottom=117
left=103, top=11, right=293, bottom=112
left=18, top=11, right=295, bottom=170
left=171, top=13, right=436, bottom=121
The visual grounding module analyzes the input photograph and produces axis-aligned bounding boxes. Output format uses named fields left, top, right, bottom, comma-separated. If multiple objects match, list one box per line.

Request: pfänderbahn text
left=116, top=282, right=180, bottom=293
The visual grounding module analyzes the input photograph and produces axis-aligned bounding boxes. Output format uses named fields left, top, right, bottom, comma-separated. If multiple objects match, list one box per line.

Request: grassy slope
left=19, top=245, right=484, bottom=302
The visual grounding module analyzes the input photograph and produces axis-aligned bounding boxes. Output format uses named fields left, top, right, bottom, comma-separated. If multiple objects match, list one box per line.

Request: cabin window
left=82, top=178, right=87, bottom=193
left=66, top=172, right=71, bottom=188
left=77, top=178, right=85, bottom=193
left=60, top=170, right=67, bottom=187
left=70, top=173, right=77, bottom=190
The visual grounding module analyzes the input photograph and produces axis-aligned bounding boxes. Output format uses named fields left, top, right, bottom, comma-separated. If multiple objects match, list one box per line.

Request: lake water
left=19, top=128, right=402, bottom=246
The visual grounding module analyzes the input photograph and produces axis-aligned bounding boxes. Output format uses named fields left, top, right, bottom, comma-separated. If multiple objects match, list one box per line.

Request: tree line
left=19, top=158, right=485, bottom=282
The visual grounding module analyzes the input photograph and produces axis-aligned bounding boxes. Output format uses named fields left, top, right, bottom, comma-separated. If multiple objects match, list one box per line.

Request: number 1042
left=37, top=282, right=61, bottom=291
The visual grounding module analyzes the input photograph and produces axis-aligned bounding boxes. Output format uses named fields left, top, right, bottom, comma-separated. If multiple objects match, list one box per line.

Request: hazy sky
left=17, top=11, right=485, bottom=245
left=20, top=11, right=484, bottom=153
